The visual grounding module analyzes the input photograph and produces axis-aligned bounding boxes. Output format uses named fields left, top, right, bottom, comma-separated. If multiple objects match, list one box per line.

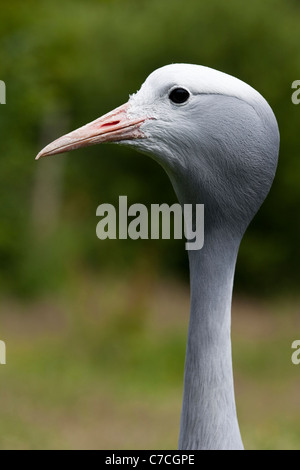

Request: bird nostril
left=100, top=120, right=120, bottom=128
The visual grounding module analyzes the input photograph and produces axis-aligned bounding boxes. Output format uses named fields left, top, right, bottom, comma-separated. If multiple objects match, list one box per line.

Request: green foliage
left=1, top=0, right=299, bottom=295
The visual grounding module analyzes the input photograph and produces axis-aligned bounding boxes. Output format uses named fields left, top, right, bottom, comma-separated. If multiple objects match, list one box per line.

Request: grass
left=0, top=273, right=299, bottom=449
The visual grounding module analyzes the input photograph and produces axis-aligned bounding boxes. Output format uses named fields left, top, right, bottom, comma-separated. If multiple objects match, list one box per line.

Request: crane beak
left=35, top=103, right=147, bottom=160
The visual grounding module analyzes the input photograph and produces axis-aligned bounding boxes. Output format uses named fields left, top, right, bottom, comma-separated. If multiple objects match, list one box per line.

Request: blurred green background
left=0, top=0, right=299, bottom=449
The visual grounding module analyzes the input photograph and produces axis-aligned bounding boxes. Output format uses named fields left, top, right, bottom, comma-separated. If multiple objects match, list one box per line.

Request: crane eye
left=169, top=87, right=190, bottom=104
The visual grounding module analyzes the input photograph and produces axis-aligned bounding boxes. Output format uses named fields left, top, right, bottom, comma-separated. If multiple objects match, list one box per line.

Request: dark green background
left=1, top=0, right=299, bottom=297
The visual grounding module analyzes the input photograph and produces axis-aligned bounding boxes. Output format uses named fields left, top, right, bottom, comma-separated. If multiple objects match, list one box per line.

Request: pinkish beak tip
left=35, top=103, right=148, bottom=162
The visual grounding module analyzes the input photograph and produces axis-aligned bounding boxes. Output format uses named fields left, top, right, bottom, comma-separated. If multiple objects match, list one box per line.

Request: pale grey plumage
left=36, top=63, right=280, bottom=450
left=125, top=64, right=279, bottom=450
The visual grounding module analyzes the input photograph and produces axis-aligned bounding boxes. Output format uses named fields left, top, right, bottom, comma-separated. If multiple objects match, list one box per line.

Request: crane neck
left=178, top=230, right=244, bottom=449
left=163, top=165, right=246, bottom=449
